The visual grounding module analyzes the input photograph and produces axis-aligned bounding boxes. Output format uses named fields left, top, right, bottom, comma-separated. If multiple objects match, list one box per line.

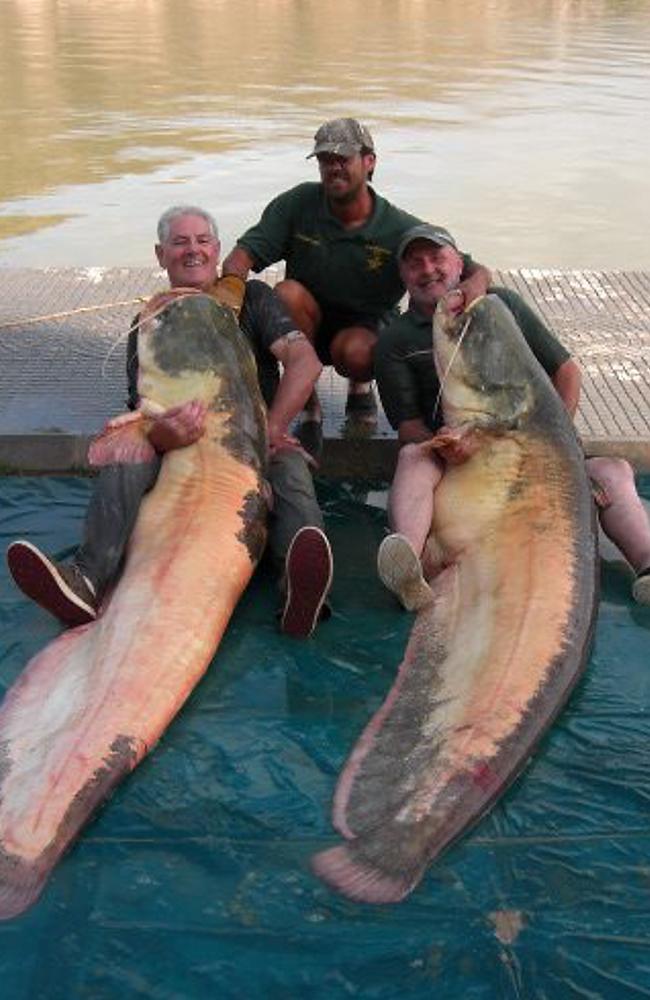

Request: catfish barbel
left=313, top=293, right=598, bottom=904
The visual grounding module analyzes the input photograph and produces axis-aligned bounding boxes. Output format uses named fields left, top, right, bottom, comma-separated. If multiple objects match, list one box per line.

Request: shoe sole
left=377, top=534, right=433, bottom=611
left=6, top=540, right=97, bottom=627
left=281, top=527, right=333, bottom=639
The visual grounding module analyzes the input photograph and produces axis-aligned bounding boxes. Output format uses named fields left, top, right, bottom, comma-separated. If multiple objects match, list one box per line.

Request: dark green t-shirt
left=375, top=286, right=571, bottom=432
left=237, top=182, right=424, bottom=319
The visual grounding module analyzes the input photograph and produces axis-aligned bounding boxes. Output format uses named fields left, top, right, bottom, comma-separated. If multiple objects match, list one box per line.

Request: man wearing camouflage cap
left=222, top=118, right=491, bottom=428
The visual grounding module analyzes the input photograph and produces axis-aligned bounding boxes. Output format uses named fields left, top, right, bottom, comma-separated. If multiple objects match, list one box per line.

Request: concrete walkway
left=1, top=266, right=649, bottom=475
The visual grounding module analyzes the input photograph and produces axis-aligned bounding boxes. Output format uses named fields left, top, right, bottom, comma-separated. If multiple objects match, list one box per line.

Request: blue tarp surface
left=0, top=476, right=649, bottom=999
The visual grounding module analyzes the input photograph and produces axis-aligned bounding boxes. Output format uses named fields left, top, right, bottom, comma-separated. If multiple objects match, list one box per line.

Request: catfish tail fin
left=311, top=841, right=425, bottom=905
left=0, top=852, right=48, bottom=920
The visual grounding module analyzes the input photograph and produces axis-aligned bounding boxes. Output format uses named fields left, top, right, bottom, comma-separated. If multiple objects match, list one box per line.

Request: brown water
left=0, top=0, right=648, bottom=270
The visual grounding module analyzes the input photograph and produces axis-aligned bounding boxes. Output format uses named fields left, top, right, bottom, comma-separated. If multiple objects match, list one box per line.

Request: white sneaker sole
left=377, top=534, right=433, bottom=611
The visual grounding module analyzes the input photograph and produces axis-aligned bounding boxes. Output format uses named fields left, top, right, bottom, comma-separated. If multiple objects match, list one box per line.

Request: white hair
left=157, top=205, right=219, bottom=243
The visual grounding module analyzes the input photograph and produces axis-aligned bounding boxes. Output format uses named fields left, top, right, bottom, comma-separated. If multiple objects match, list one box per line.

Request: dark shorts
left=314, top=304, right=387, bottom=365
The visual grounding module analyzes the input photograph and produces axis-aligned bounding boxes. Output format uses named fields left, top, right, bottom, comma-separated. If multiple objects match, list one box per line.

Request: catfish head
left=433, top=294, right=536, bottom=432
left=90, top=291, right=267, bottom=472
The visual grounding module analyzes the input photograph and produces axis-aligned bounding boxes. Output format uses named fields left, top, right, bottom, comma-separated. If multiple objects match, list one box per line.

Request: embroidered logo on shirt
left=365, top=243, right=392, bottom=271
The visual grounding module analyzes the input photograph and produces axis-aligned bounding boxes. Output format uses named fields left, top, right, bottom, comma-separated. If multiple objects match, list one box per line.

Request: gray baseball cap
left=397, top=223, right=458, bottom=262
left=307, top=118, right=375, bottom=159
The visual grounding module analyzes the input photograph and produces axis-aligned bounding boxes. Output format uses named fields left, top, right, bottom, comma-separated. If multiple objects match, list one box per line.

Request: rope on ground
left=0, top=297, right=150, bottom=330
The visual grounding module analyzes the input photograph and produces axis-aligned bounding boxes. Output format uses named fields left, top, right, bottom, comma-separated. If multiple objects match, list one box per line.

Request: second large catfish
left=313, top=293, right=598, bottom=904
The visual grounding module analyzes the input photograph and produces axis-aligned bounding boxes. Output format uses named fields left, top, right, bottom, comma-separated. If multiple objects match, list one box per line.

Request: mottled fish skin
left=0, top=293, right=267, bottom=919
left=313, top=294, right=598, bottom=904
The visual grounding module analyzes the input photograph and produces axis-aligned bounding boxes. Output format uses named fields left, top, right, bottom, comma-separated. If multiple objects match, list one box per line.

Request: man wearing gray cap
left=222, top=118, right=490, bottom=426
left=374, top=223, right=650, bottom=610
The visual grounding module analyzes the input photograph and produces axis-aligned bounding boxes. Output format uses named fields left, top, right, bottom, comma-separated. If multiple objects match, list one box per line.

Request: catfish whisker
left=100, top=317, right=140, bottom=378
left=432, top=314, right=472, bottom=422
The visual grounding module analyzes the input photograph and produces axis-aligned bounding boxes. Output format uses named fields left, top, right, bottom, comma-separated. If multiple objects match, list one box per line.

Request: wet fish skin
left=0, top=293, right=267, bottom=920
left=313, top=294, right=598, bottom=904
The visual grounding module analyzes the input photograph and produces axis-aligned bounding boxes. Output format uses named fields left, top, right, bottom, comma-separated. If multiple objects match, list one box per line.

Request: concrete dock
left=1, top=266, right=649, bottom=476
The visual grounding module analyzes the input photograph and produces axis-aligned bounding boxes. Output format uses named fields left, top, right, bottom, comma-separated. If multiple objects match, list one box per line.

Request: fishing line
left=100, top=317, right=140, bottom=378
left=0, top=297, right=148, bottom=330
left=432, top=313, right=472, bottom=422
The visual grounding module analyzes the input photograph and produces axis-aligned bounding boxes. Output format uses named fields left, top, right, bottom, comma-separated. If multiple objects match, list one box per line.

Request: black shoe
left=281, top=527, right=333, bottom=639
left=7, top=540, right=98, bottom=627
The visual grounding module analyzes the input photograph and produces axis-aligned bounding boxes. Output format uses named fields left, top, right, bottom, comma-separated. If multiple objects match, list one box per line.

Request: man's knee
left=396, top=442, right=443, bottom=480
left=330, top=326, right=377, bottom=380
left=587, top=455, right=635, bottom=497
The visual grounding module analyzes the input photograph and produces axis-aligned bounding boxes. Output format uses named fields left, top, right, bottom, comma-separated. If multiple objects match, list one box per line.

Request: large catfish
left=0, top=291, right=267, bottom=919
left=313, top=293, right=598, bottom=904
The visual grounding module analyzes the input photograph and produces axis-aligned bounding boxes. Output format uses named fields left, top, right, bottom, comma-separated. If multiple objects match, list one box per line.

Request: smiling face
left=400, top=239, right=464, bottom=316
left=155, top=213, right=220, bottom=289
left=316, top=151, right=376, bottom=204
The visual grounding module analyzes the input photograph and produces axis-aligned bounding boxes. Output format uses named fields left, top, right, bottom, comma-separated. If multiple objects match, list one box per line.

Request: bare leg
left=330, top=326, right=378, bottom=383
left=378, top=444, right=444, bottom=610
left=274, top=279, right=322, bottom=421
left=587, top=457, right=650, bottom=572
left=274, top=279, right=320, bottom=342
left=388, top=444, right=444, bottom=558
left=329, top=326, right=378, bottom=416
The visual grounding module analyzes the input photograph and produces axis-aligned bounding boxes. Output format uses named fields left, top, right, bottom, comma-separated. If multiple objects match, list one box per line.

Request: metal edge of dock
left=1, top=265, right=650, bottom=476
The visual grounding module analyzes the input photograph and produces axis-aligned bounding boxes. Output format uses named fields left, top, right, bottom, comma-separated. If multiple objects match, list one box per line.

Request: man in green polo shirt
left=375, top=223, right=650, bottom=609
left=222, top=118, right=491, bottom=423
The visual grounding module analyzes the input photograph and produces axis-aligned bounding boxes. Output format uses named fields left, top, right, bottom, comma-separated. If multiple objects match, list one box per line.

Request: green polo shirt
left=237, top=182, right=425, bottom=319
left=375, top=286, right=571, bottom=432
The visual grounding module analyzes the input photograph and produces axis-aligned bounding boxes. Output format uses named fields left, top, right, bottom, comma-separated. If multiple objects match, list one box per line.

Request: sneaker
left=6, top=540, right=98, bottom=627
left=632, top=568, right=650, bottom=606
left=281, top=526, right=333, bottom=639
left=377, top=533, right=434, bottom=612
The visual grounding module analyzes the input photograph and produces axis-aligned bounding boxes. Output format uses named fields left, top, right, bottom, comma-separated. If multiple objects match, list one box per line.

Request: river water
left=0, top=0, right=649, bottom=270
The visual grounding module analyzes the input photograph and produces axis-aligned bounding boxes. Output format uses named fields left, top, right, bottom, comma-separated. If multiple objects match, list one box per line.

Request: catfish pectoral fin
left=311, top=840, right=425, bottom=905
left=88, top=411, right=155, bottom=466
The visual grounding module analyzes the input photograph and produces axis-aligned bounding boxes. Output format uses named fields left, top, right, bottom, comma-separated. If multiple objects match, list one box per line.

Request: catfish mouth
left=434, top=295, right=531, bottom=428
left=437, top=295, right=485, bottom=342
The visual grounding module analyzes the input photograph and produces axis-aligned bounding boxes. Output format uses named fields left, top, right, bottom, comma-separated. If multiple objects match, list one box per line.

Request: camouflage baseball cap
left=397, top=223, right=458, bottom=262
left=307, top=118, right=375, bottom=159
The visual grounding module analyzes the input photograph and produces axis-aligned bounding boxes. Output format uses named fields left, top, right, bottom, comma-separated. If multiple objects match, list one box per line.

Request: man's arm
left=222, top=186, right=303, bottom=280
left=268, top=333, right=322, bottom=451
left=221, top=245, right=256, bottom=281
left=458, top=259, right=492, bottom=309
left=552, top=358, right=581, bottom=418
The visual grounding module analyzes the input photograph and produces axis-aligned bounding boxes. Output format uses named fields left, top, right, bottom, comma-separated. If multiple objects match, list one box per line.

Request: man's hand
left=425, top=423, right=483, bottom=465
left=268, top=425, right=316, bottom=467
left=443, top=263, right=492, bottom=316
left=148, top=400, right=207, bottom=453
